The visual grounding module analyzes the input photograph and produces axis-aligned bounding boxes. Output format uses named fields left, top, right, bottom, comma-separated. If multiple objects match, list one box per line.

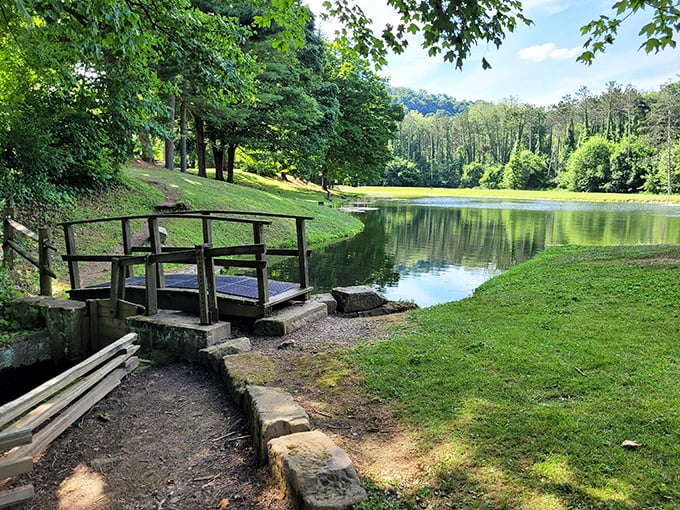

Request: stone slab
left=331, top=286, right=386, bottom=314
left=268, top=430, right=367, bottom=510
left=244, top=385, right=311, bottom=464
left=127, top=311, right=230, bottom=361
left=198, top=337, right=251, bottom=373
left=253, top=301, right=327, bottom=337
left=222, top=352, right=276, bottom=407
left=310, top=293, right=338, bottom=314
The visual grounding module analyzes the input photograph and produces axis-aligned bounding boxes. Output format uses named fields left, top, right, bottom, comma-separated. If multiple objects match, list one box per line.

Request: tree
left=579, top=1, right=680, bottom=64
left=322, top=46, right=404, bottom=187
left=321, top=0, right=531, bottom=69
left=561, top=136, right=615, bottom=192
left=502, top=147, right=548, bottom=190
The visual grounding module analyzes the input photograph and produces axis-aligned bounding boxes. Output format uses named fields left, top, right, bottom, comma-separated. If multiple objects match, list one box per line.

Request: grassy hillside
left=9, top=164, right=363, bottom=296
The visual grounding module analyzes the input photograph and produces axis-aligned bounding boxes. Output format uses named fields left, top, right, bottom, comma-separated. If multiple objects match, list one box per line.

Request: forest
left=1, top=0, right=680, bottom=209
left=387, top=81, right=680, bottom=194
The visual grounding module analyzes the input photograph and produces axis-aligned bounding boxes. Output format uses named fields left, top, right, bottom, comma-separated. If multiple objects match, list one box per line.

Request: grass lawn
left=348, top=245, right=680, bottom=509
left=341, top=185, right=680, bottom=205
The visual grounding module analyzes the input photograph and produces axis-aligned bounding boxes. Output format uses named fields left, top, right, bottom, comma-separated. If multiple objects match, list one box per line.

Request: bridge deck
left=69, top=274, right=312, bottom=319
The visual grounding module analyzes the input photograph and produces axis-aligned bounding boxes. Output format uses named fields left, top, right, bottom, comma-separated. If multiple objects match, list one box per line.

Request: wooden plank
left=252, top=223, right=269, bottom=306
left=7, top=346, right=139, bottom=433
left=63, top=224, right=80, bottom=289
left=148, top=216, right=165, bottom=287
left=121, top=218, right=133, bottom=278
left=0, top=485, right=34, bottom=508
left=0, top=429, right=31, bottom=452
left=38, top=228, right=53, bottom=296
left=0, top=456, right=32, bottom=479
left=296, top=217, right=309, bottom=290
left=206, top=244, right=265, bottom=257
left=0, top=333, right=137, bottom=428
left=6, top=218, right=38, bottom=241
left=213, top=259, right=267, bottom=269
left=7, top=367, right=133, bottom=461
left=149, top=249, right=196, bottom=264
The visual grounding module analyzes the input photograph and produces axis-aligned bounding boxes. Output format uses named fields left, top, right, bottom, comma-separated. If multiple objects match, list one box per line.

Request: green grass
left=8, top=164, right=362, bottom=296
left=341, top=185, right=680, bottom=204
left=349, top=245, right=680, bottom=509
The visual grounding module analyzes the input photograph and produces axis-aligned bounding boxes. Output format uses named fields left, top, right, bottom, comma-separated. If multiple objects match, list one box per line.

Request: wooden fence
left=2, top=199, right=56, bottom=296
left=0, top=333, right=139, bottom=507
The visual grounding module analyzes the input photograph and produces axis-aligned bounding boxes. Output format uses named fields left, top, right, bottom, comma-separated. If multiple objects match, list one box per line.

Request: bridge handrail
left=59, top=210, right=312, bottom=324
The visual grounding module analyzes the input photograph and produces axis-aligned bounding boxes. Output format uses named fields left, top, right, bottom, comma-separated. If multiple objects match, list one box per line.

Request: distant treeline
left=387, top=82, right=680, bottom=194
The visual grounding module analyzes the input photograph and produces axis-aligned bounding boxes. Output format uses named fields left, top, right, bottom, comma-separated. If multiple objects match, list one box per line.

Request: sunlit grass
left=348, top=245, right=680, bottom=508
left=340, top=185, right=680, bottom=204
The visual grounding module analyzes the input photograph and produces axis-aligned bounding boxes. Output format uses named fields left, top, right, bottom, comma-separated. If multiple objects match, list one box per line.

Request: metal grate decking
left=88, top=274, right=298, bottom=300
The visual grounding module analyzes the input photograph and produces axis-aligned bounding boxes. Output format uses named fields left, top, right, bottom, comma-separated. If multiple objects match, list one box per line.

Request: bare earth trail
left=15, top=314, right=420, bottom=509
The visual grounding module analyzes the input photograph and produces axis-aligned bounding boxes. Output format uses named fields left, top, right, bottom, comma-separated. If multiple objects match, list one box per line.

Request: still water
left=270, top=198, right=680, bottom=307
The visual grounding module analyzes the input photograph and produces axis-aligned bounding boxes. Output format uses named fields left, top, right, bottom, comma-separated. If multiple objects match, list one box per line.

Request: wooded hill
left=387, top=82, right=680, bottom=195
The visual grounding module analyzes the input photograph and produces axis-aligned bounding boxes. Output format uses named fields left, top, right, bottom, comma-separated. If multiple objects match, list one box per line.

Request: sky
left=304, top=0, right=680, bottom=106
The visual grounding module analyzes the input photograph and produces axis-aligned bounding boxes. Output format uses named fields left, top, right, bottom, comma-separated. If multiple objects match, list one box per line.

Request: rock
left=222, top=352, right=276, bottom=407
left=277, top=340, right=296, bottom=350
left=331, top=286, right=386, bottom=314
left=310, top=293, right=338, bottom=314
left=244, top=386, right=311, bottom=464
left=268, top=430, right=367, bottom=510
left=197, top=337, right=251, bottom=372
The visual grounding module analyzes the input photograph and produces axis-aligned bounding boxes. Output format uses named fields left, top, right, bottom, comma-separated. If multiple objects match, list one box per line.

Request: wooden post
left=2, top=198, right=16, bottom=269
left=121, top=218, right=133, bottom=278
left=38, top=228, right=52, bottom=296
left=202, top=212, right=212, bottom=245
left=147, top=216, right=165, bottom=287
left=63, top=223, right=80, bottom=289
left=253, top=223, right=269, bottom=306
left=144, top=256, right=158, bottom=316
left=110, top=258, right=126, bottom=316
left=195, top=245, right=211, bottom=325
left=295, top=217, right=309, bottom=293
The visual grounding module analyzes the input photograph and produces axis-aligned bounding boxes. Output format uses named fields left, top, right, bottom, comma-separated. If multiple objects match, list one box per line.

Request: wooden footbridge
left=59, top=210, right=313, bottom=324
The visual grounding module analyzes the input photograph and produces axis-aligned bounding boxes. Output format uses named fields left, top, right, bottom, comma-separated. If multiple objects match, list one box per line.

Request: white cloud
left=519, top=42, right=581, bottom=62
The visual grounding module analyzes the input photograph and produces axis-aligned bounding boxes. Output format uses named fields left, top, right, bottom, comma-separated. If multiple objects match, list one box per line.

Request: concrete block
left=198, top=337, right=251, bottom=372
left=268, top=430, right=367, bottom=510
left=127, top=311, right=230, bottom=361
left=253, top=301, right=327, bottom=337
left=331, top=286, right=386, bottom=314
left=311, top=293, right=338, bottom=314
left=222, top=352, right=276, bottom=407
left=244, top=385, right=310, bottom=464
left=8, top=297, right=87, bottom=361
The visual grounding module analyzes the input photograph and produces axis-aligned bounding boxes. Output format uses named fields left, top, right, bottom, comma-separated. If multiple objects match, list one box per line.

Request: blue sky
left=304, top=0, right=679, bottom=106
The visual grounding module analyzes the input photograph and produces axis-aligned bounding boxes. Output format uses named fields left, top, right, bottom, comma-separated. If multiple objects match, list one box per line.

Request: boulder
left=331, top=286, right=386, bottom=314
left=268, top=430, right=366, bottom=510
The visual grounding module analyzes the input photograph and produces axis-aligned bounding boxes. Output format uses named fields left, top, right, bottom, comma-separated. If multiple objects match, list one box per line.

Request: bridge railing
left=2, top=199, right=57, bottom=296
left=58, top=211, right=313, bottom=324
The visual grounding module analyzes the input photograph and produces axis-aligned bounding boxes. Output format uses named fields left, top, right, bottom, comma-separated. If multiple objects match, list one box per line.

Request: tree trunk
left=226, top=144, right=237, bottom=184
left=179, top=98, right=187, bottom=173
left=194, top=114, right=207, bottom=178
left=213, top=143, right=226, bottom=181
left=164, top=93, right=176, bottom=170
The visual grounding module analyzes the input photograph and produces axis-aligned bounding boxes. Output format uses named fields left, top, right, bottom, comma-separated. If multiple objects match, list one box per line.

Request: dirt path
left=20, top=363, right=288, bottom=510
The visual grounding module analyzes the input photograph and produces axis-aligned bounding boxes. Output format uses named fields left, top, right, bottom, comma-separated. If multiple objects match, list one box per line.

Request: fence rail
left=59, top=210, right=313, bottom=324
left=2, top=199, right=56, bottom=296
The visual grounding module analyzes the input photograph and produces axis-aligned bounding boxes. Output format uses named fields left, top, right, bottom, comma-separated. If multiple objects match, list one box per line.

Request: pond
left=269, top=197, right=680, bottom=307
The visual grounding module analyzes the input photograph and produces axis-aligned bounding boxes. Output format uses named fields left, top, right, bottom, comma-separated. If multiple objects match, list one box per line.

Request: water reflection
left=268, top=198, right=680, bottom=307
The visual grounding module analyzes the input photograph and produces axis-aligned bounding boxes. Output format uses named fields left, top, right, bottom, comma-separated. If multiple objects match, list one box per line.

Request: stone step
left=253, top=301, right=327, bottom=337
left=268, top=430, right=366, bottom=510
left=197, top=337, right=251, bottom=373
left=244, top=385, right=311, bottom=464
left=127, top=310, right=231, bottom=362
